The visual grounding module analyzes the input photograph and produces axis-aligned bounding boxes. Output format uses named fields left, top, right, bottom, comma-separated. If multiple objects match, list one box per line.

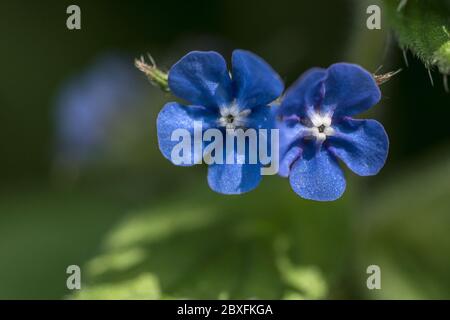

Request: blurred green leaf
left=73, top=178, right=354, bottom=299
left=0, top=185, right=130, bottom=299
left=72, top=273, right=161, bottom=300
left=356, top=146, right=450, bottom=299
left=276, top=238, right=328, bottom=299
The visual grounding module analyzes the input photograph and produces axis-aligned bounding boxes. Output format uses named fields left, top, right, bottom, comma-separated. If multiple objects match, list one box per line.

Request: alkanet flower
left=277, top=63, right=389, bottom=201
left=157, top=50, right=284, bottom=194
left=54, top=54, right=146, bottom=170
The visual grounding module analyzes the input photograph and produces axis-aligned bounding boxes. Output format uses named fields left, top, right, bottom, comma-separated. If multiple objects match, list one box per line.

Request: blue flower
left=157, top=50, right=284, bottom=194
left=277, top=63, right=389, bottom=201
left=54, top=54, right=146, bottom=169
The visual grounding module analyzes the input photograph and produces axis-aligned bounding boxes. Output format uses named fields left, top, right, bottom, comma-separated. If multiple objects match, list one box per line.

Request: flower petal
left=169, top=51, right=233, bottom=108
left=279, top=145, right=301, bottom=178
left=327, top=118, right=389, bottom=176
left=322, top=63, right=381, bottom=118
left=289, top=144, right=346, bottom=201
left=245, top=105, right=275, bottom=130
left=207, top=162, right=262, bottom=194
left=156, top=102, right=215, bottom=166
left=277, top=118, right=310, bottom=177
left=278, top=68, right=327, bottom=118
left=232, top=49, right=284, bottom=109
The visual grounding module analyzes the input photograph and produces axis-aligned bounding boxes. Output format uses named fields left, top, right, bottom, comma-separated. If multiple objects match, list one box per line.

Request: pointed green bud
left=135, top=54, right=169, bottom=92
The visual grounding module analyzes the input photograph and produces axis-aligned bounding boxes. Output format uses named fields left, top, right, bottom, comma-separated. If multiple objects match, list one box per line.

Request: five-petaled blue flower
left=157, top=50, right=284, bottom=194
left=277, top=63, right=389, bottom=201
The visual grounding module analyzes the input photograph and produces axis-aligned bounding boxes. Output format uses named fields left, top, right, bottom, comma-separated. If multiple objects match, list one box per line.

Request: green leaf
left=356, top=146, right=450, bottom=299
left=73, top=179, right=354, bottom=299
left=276, top=238, right=328, bottom=299
left=71, top=273, right=161, bottom=300
left=0, top=187, right=130, bottom=299
left=384, top=0, right=450, bottom=75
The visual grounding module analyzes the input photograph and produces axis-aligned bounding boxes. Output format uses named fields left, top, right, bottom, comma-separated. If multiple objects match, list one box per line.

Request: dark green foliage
left=384, top=0, right=450, bottom=74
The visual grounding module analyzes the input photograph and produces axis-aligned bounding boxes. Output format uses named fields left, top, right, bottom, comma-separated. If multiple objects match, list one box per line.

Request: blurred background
left=0, top=0, right=449, bottom=299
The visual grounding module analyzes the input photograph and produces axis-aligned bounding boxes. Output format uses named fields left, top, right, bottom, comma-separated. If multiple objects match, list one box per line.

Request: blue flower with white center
left=277, top=63, right=389, bottom=201
left=157, top=50, right=284, bottom=194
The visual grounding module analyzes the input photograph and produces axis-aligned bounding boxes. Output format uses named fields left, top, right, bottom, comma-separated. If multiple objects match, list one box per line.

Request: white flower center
left=307, top=112, right=334, bottom=142
left=218, top=103, right=251, bottom=129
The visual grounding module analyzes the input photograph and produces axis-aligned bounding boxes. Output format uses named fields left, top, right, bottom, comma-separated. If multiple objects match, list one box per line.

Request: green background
left=0, top=0, right=449, bottom=299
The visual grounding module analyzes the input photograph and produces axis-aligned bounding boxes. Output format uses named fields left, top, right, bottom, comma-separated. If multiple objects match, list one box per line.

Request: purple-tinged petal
left=277, top=117, right=311, bottom=148
left=207, top=162, right=262, bottom=194
left=279, top=145, right=302, bottom=178
left=232, top=49, right=284, bottom=109
left=322, top=63, right=381, bottom=118
left=169, top=51, right=233, bottom=108
left=327, top=118, right=389, bottom=176
left=277, top=118, right=310, bottom=177
left=156, top=102, right=216, bottom=166
left=289, top=144, right=346, bottom=201
left=278, top=68, right=327, bottom=118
